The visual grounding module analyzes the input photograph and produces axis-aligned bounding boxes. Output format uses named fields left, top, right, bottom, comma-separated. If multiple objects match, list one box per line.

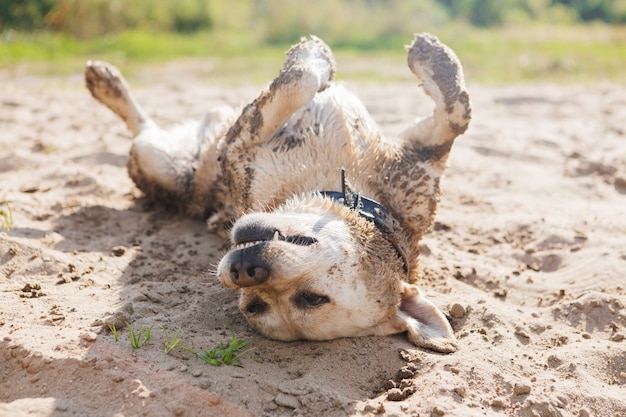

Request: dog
left=85, top=33, right=471, bottom=353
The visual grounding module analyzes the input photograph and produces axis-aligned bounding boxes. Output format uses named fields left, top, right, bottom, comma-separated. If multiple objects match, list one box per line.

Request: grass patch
left=0, top=29, right=283, bottom=78
left=109, top=322, right=253, bottom=367
left=159, top=325, right=186, bottom=355
left=159, top=325, right=254, bottom=367
left=196, top=328, right=253, bottom=367
left=438, top=24, right=626, bottom=83
left=1, top=201, right=13, bottom=230
left=2, top=24, right=624, bottom=83
left=108, top=323, right=119, bottom=342
left=127, top=321, right=152, bottom=349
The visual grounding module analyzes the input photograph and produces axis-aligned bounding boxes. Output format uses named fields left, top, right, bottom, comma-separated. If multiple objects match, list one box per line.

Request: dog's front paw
left=406, top=33, right=471, bottom=140
left=280, top=36, right=336, bottom=92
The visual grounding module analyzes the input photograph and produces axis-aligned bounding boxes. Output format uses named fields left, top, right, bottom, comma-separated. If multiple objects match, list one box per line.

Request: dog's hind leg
left=85, top=60, right=192, bottom=207
left=85, top=61, right=235, bottom=213
left=85, top=60, right=154, bottom=136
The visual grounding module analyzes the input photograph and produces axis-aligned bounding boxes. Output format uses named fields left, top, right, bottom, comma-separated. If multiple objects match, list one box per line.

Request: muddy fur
left=85, top=33, right=471, bottom=353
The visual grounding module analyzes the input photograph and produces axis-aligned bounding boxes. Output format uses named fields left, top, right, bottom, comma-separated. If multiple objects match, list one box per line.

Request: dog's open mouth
left=233, top=225, right=318, bottom=248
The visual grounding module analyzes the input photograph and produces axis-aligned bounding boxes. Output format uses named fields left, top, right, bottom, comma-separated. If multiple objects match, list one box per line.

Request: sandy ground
left=1, top=63, right=626, bottom=417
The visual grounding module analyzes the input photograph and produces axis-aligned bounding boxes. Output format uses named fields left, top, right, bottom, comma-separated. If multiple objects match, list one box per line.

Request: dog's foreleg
left=85, top=61, right=154, bottom=136
left=365, top=34, right=472, bottom=277
left=219, top=36, right=335, bottom=153
left=399, top=33, right=471, bottom=153
left=216, top=37, right=336, bottom=214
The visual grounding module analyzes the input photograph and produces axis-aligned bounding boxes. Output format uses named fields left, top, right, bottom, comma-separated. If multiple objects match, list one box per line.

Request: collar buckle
left=320, top=169, right=409, bottom=274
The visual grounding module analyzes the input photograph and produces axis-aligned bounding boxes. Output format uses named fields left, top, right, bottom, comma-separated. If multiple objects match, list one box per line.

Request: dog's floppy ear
left=383, top=282, right=457, bottom=353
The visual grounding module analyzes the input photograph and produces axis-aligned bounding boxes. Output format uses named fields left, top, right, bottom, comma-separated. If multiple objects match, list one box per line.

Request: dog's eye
left=295, top=292, right=330, bottom=308
left=285, top=235, right=318, bottom=246
left=246, top=300, right=268, bottom=315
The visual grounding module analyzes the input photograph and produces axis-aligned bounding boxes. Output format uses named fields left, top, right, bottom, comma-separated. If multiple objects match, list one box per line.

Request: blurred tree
left=1, top=0, right=214, bottom=38
left=468, top=0, right=510, bottom=26
left=551, top=0, right=626, bottom=23
left=436, top=0, right=514, bottom=26
left=1, top=0, right=624, bottom=38
left=256, top=0, right=448, bottom=47
left=0, top=0, right=58, bottom=30
left=436, top=0, right=626, bottom=25
left=172, top=0, right=213, bottom=33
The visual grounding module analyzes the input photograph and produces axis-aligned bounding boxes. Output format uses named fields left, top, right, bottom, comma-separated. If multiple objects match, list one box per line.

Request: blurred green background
left=1, top=0, right=625, bottom=83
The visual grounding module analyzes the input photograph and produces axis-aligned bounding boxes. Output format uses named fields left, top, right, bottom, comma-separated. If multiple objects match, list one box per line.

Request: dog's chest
left=273, top=85, right=376, bottom=151
left=245, top=86, right=379, bottom=207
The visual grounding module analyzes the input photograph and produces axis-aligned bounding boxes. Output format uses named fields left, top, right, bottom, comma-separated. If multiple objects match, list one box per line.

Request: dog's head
left=216, top=194, right=457, bottom=353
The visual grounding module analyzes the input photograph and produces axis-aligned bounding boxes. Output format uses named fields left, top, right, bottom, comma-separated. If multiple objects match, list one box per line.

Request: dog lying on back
left=85, top=33, right=471, bottom=353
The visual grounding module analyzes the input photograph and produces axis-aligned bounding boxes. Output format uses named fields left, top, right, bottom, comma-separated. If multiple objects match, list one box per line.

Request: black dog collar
left=320, top=169, right=409, bottom=274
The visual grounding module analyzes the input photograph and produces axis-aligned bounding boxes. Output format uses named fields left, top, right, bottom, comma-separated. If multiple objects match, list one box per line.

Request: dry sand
left=1, top=65, right=625, bottom=417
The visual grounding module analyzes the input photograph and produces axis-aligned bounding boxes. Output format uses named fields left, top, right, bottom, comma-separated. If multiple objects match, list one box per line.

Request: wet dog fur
left=85, top=33, right=471, bottom=353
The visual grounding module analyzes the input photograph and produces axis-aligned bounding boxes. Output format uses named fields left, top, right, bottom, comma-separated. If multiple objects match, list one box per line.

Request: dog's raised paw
left=406, top=33, right=472, bottom=140
left=85, top=60, right=148, bottom=136
left=280, top=35, right=337, bottom=92
left=85, top=61, right=128, bottom=104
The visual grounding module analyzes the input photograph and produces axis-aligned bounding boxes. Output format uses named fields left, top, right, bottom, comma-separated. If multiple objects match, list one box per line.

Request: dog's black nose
left=230, top=262, right=270, bottom=287
left=229, top=247, right=270, bottom=287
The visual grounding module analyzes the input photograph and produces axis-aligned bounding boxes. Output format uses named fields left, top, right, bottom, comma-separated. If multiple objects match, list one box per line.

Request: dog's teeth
left=272, top=231, right=279, bottom=241
left=235, top=240, right=264, bottom=250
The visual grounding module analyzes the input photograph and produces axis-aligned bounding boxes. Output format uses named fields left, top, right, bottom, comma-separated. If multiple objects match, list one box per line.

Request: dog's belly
left=245, top=85, right=380, bottom=210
